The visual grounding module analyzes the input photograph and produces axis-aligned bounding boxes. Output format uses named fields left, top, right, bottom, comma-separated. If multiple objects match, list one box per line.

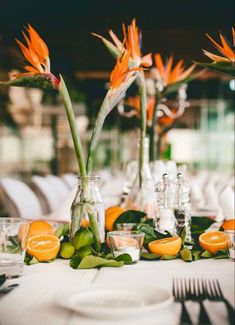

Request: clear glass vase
left=70, top=176, right=105, bottom=246
left=122, top=138, right=157, bottom=219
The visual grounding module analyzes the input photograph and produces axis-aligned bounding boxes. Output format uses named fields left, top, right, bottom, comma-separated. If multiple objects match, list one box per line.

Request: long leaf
left=194, top=61, right=235, bottom=77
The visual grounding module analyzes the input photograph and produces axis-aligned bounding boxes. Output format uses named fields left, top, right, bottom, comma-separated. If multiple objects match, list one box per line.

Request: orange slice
left=148, top=237, right=182, bottom=256
left=27, top=235, right=60, bottom=261
left=221, top=219, right=235, bottom=231
left=105, top=206, right=124, bottom=231
left=199, top=231, right=228, bottom=254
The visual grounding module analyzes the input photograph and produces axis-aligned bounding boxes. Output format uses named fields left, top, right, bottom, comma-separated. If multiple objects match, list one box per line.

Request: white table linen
left=0, top=259, right=234, bottom=325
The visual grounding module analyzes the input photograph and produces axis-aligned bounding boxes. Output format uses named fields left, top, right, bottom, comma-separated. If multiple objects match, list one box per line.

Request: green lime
left=72, top=228, right=94, bottom=250
left=76, top=245, right=93, bottom=259
left=60, top=242, right=75, bottom=259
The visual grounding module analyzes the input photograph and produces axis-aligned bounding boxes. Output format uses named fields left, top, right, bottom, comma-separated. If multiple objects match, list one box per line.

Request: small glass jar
left=70, top=176, right=105, bottom=243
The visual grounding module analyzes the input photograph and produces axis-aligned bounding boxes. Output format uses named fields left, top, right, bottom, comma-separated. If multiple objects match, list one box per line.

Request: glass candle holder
left=107, top=231, right=145, bottom=264
left=115, top=223, right=137, bottom=231
left=225, top=230, right=235, bottom=261
left=0, top=218, right=30, bottom=278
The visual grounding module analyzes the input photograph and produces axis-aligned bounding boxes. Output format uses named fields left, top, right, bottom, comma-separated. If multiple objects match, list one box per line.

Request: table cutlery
left=0, top=283, right=19, bottom=295
left=187, top=278, right=212, bottom=325
left=173, top=278, right=193, bottom=325
left=203, top=279, right=235, bottom=325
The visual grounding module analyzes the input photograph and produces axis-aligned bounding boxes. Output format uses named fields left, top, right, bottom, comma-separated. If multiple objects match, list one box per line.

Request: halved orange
left=148, top=237, right=182, bottom=256
left=221, top=219, right=235, bottom=231
left=105, top=206, right=124, bottom=231
left=27, top=235, right=60, bottom=261
left=199, top=231, right=228, bottom=254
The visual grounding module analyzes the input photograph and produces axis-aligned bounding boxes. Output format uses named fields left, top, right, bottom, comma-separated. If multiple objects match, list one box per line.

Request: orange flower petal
left=154, top=53, right=165, bottom=77
left=27, top=24, right=49, bottom=60
left=141, top=53, right=152, bottom=67
left=219, top=33, right=234, bottom=61
left=203, top=49, right=230, bottom=62
left=109, top=29, right=123, bottom=51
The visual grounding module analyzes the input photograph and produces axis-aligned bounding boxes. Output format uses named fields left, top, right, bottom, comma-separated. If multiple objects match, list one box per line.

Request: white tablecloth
left=0, top=259, right=234, bottom=325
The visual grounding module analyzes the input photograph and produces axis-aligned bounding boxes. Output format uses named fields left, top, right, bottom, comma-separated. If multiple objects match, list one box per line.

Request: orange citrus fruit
left=148, top=237, right=182, bottom=256
left=105, top=206, right=124, bottom=231
left=221, top=219, right=235, bottom=231
left=27, top=235, right=60, bottom=261
left=20, top=220, right=54, bottom=239
left=199, top=231, right=228, bottom=254
left=80, top=218, right=90, bottom=228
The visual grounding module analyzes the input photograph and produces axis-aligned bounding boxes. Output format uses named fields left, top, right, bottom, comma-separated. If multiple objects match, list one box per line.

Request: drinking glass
left=107, top=231, right=145, bottom=264
left=0, top=218, right=30, bottom=278
left=225, top=230, right=235, bottom=261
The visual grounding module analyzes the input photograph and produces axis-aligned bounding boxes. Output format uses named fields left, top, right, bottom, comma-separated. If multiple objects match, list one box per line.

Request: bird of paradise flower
left=195, top=28, right=235, bottom=77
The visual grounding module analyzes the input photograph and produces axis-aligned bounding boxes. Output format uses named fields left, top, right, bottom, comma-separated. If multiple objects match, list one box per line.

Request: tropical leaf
left=114, top=210, right=147, bottom=228
left=180, top=247, right=192, bottom=262
left=55, top=224, right=69, bottom=239
left=78, top=255, right=124, bottom=269
left=0, top=74, right=58, bottom=90
left=115, top=253, right=133, bottom=264
left=194, top=61, right=235, bottom=78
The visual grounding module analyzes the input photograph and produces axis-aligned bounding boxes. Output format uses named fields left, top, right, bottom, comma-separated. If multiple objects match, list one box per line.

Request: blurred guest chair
left=31, top=176, right=60, bottom=214
left=0, top=177, right=43, bottom=219
left=61, top=173, right=77, bottom=189
left=46, top=175, right=69, bottom=201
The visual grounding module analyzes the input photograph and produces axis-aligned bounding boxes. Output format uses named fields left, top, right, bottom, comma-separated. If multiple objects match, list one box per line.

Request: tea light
left=113, top=246, right=140, bottom=262
left=107, top=231, right=145, bottom=264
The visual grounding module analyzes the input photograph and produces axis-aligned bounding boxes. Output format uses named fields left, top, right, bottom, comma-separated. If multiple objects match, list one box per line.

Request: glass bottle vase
left=70, top=176, right=105, bottom=246
left=122, top=137, right=157, bottom=219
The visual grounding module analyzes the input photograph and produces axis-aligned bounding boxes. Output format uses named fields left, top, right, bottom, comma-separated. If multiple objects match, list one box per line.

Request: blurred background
left=0, top=0, right=234, bottom=178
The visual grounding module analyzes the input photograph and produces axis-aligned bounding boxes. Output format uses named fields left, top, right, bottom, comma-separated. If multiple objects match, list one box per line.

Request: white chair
left=31, top=176, right=60, bottom=214
left=0, top=177, right=43, bottom=219
left=46, top=175, right=69, bottom=201
left=61, top=173, right=77, bottom=189
left=219, top=186, right=235, bottom=220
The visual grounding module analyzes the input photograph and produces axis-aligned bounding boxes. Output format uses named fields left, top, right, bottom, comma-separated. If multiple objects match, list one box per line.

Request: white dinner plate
left=55, top=284, right=173, bottom=319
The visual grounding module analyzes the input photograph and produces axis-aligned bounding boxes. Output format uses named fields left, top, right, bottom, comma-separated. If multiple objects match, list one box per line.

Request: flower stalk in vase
left=0, top=24, right=138, bottom=253
left=93, top=18, right=152, bottom=188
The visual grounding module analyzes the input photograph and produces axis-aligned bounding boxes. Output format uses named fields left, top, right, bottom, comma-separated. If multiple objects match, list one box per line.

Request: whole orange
left=199, top=231, right=228, bottom=254
left=28, top=220, right=54, bottom=238
left=105, top=206, right=124, bottom=231
left=148, top=237, right=182, bottom=256
left=221, top=219, right=235, bottom=231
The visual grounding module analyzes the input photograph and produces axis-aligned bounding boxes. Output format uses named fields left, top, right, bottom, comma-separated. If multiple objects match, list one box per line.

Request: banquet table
left=0, top=259, right=234, bottom=325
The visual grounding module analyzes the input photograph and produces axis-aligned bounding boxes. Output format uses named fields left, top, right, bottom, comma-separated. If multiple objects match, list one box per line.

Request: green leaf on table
left=215, top=250, right=228, bottom=259
left=161, top=254, right=178, bottom=260
left=115, top=253, right=132, bottom=264
left=140, top=252, right=161, bottom=260
left=180, top=247, right=192, bottom=262
left=78, top=255, right=124, bottom=269
left=179, top=227, right=186, bottom=244
left=55, top=224, right=69, bottom=239
left=24, top=254, right=39, bottom=265
left=192, top=250, right=202, bottom=261
left=201, top=250, right=213, bottom=258
left=114, top=210, right=147, bottom=228
left=70, top=254, right=81, bottom=269
left=191, top=217, right=216, bottom=232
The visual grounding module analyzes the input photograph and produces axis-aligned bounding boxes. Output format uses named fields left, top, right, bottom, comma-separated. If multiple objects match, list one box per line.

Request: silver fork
left=203, top=279, right=235, bottom=325
left=187, top=278, right=212, bottom=325
left=173, top=278, right=193, bottom=325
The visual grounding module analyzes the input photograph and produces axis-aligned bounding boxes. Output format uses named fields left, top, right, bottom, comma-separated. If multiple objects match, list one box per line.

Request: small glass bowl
left=115, top=223, right=137, bottom=231
left=107, top=231, right=145, bottom=264
left=225, top=230, right=235, bottom=261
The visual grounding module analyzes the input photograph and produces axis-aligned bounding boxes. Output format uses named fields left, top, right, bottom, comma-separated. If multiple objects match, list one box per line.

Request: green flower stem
left=59, top=75, right=87, bottom=177
left=86, top=92, right=110, bottom=174
left=59, top=75, right=102, bottom=252
left=137, top=71, right=147, bottom=188
left=149, top=91, right=161, bottom=161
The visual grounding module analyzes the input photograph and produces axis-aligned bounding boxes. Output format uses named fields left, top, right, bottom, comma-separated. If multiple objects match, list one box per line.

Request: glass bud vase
left=70, top=176, right=105, bottom=245
left=122, top=137, right=157, bottom=219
